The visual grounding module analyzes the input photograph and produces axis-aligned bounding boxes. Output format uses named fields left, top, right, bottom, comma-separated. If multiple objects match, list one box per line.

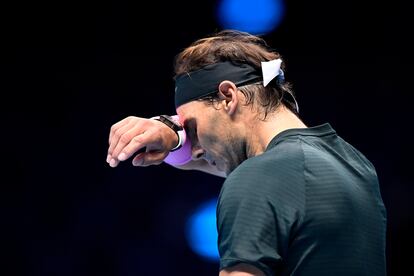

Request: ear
left=218, top=80, right=238, bottom=116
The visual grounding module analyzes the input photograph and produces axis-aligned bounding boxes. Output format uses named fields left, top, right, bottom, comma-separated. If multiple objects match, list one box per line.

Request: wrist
left=151, top=115, right=184, bottom=151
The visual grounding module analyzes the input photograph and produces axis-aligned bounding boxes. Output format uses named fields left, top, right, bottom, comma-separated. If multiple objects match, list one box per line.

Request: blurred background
left=1, top=0, right=411, bottom=275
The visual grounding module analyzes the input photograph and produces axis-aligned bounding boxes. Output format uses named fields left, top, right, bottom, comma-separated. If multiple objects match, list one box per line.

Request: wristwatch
left=154, top=115, right=183, bottom=132
left=153, top=115, right=184, bottom=151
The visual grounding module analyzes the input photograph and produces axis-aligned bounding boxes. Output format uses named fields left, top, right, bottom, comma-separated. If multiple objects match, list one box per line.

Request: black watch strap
left=154, top=115, right=183, bottom=132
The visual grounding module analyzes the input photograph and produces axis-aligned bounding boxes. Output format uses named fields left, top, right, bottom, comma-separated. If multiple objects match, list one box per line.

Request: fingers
left=106, top=116, right=174, bottom=168
left=111, top=127, right=144, bottom=160
left=116, top=130, right=155, bottom=161
left=108, top=116, right=133, bottom=144
left=107, top=118, right=145, bottom=166
left=108, top=119, right=139, bottom=155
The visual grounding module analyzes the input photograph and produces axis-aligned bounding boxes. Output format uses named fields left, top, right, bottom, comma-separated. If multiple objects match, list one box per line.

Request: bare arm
left=219, top=264, right=266, bottom=276
left=107, top=116, right=175, bottom=167
left=107, top=116, right=225, bottom=178
left=173, top=159, right=226, bottom=178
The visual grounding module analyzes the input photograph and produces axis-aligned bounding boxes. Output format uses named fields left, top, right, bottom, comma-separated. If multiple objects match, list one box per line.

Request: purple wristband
left=163, top=116, right=192, bottom=166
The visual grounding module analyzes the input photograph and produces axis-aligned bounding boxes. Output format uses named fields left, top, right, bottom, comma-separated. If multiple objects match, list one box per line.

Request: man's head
left=174, top=30, right=299, bottom=174
left=174, top=30, right=298, bottom=116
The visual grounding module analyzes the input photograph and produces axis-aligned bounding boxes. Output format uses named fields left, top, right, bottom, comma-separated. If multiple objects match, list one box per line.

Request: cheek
left=200, top=133, right=223, bottom=154
left=195, top=130, right=212, bottom=148
left=197, top=115, right=223, bottom=150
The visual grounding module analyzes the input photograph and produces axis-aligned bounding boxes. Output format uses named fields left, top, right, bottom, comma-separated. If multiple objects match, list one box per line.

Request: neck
left=245, top=105, right=307, bottom=157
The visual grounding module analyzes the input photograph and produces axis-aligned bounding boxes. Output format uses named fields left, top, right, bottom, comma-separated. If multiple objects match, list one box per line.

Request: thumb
left=132, top=151, right=168, bottom=167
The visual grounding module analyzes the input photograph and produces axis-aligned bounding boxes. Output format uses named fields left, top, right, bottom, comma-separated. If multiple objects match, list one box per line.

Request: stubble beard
left=224, top=131, right=248, bottom=175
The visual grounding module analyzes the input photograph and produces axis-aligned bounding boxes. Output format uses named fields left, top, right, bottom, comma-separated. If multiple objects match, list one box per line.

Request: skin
left=107, top=117, right=178, bottom=167
left=175, top=80, right=307, bottom=177
left=106, top=80, right=307, bottom=275
left=176, top=84, right=247, bottom=175
left=219, top=263, right=266, bottom=276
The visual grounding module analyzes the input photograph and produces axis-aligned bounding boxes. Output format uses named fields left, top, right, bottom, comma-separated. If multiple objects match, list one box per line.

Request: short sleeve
left=217, top=152, right=305, bottom=275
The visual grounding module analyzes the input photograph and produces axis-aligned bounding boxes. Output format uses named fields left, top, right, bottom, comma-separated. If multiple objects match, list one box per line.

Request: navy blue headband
left=174, top=61, right=262, bottom=108
left=173, top=60, right=298, bottom=112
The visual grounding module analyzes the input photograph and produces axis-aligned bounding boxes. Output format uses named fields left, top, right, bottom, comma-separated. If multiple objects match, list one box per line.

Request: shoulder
left=216, top=138, right=307, bottom=274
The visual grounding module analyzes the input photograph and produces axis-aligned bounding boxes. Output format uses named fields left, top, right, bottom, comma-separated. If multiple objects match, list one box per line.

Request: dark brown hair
left=173, top=30, right=298, bottom=118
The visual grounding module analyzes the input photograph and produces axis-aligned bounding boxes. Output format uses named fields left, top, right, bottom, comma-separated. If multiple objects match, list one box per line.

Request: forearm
left=219, top=264, right=266, bottom=276
left=171, top=159, right=226, bottom=178
left=106, top=115, right=226, bottom=179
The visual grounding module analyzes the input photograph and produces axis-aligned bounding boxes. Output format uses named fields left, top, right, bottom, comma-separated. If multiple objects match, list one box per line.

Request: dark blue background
left=1, top=0, right=411, bottom=275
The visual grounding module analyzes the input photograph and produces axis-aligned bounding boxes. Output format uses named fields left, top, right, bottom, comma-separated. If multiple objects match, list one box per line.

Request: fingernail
left=132, top=159, right=142, bottom=166
left=109, top=159, right=117, bottom=167
left=118, top=152, right=126, bottom=161
left=106, top=154, right=111, bottom=163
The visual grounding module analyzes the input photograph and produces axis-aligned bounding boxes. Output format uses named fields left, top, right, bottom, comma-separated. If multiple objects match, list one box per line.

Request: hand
left=106, top=116, right=179, bottom=167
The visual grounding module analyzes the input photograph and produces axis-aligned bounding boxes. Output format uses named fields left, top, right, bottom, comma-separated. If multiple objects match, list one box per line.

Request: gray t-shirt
left=217, top=123, right=387, bottom=275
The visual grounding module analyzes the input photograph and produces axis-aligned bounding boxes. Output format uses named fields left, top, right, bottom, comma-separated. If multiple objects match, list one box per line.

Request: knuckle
left=113, top=129, right=122, bottom=139
left=131, top=135, right=143, bottom=144
left=124, top=116, right=134, bottom=123
left=110, top=125, right=117, bottom=134
left=119, top=134, right=132, bottom=144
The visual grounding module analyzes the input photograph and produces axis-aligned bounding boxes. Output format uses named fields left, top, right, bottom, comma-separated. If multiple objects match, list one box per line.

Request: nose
left=191, top=145, right=205, bottom=160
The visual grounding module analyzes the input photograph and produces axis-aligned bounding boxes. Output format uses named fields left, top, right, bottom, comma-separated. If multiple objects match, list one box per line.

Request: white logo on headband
left=261, top=59, right=282, bottom=87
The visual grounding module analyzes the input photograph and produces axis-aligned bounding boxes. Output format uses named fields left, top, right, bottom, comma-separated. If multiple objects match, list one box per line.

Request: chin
left=216, top=162, right=227, bottom=173
left=225, top=159, right=244, bottom=175
left=223, top=164, right=235, bottom=175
